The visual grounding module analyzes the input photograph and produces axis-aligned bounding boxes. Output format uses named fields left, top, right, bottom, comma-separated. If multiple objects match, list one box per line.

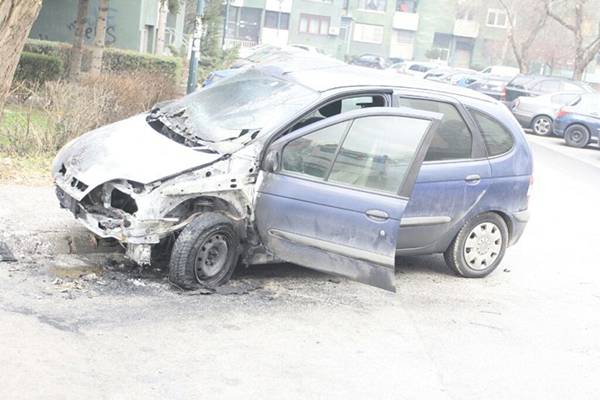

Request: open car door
left=255, top=108, right=441, bottom=291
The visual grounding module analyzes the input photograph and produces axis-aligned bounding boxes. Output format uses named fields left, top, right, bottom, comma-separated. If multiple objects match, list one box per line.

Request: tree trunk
left=0, top=0, right=43, bottom=119
left=155, top=0, right=168, bottom=55
left=69, top=0, right=90, bottom=80
left=572, top=63, right=585, bottom=81
left=90, top=0, right=109, bottom=76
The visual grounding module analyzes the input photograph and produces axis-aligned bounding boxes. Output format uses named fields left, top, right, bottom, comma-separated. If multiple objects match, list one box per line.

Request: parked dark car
left=504, top=75, right=594, bottom=103
left=467, top=75, right=512, bottom=101
left=553, top=93, right=600, bottom=147
left=350, top=54, right=386, bottom=69
left=511, top=92, right=581, bottom=136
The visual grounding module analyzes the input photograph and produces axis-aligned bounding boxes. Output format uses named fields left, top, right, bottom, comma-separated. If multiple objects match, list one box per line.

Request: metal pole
left=187, top=0, right=205, bottom=94
left=222, top=0, right=230, bottom=48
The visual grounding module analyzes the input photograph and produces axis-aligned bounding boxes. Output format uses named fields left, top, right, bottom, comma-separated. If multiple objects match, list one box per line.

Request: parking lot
left=0, top=134, right=598, bottom=399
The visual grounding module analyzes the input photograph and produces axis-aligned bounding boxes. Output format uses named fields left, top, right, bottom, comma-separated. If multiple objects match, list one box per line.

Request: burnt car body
left=53, top=55, right=532, bottom=292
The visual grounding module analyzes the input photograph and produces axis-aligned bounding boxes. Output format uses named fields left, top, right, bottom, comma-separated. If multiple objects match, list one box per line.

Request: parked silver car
left=511, top=92, right=581, bottom=135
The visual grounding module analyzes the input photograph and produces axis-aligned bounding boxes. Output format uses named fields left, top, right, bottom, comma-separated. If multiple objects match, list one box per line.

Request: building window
left=264, top=11, right=290, bottom=30
left=394, top=29, right=414, bottom=44
left=299, top=14, right=330, bottom=35
left=396, top=0, right=417, bottom=12
left=358, top=0, right=387, bottom=12
left=486, top=9, right=507, bottom=28
left=353, top=23, right=384, bottom=44
left=430, top=32, right=451, bottom=60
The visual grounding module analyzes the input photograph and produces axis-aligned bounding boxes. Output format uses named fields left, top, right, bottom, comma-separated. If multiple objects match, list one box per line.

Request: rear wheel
left=564, top=124, right=590, bottom=148
left=168, top=212, right=240, bottom=290
left=531, top=115, right=553, bottom=136
left=444, top=213, right=508, bottom=278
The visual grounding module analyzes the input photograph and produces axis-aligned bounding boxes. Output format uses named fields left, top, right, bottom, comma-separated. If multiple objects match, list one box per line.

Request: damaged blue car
left=52, top=56, right=533, bottom=292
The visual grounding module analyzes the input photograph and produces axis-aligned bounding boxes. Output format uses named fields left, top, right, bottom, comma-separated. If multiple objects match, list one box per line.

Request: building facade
left=224, top=0, right=513, bottom=68
left=29, top=0, right=187, bottom=54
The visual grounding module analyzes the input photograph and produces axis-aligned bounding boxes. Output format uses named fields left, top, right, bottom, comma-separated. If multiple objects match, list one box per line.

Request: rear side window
left=396, top=97, right=472, bottom=161
left=470, top=110, right=514, bottom=156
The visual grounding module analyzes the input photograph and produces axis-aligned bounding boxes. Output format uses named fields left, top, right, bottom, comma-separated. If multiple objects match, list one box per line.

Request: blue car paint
left=394, top=94, right=532, bottom=254
left=553, top=113, right=600, bottom=141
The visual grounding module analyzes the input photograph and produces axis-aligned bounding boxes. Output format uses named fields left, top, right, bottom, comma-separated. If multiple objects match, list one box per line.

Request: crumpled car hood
left=53, top=113, right=222, bottom=189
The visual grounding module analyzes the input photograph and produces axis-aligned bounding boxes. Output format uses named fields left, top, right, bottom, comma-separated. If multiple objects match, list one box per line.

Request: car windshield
left=157, top=69, right=319, bottom=144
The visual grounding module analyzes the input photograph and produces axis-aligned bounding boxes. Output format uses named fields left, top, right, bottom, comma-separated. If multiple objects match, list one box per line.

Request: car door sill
left=400, top=216, right=452, bottom=227
left=268, top=229, right=392, bottom=266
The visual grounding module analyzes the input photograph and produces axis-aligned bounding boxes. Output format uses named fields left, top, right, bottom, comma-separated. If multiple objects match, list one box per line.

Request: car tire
left=168, top=212, right=240, bottom=290
left=444, top=212, right=509, bottom=278
left=531, top=115, right=553, bottom=136
left=564, top=124, right=590, bottom=148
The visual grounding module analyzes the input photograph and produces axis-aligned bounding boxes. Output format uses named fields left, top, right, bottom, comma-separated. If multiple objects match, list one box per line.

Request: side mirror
left=263, top=149, right=280, bottom=173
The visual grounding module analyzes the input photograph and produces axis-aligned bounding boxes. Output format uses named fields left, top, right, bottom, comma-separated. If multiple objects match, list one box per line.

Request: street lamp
left=187, top=0, right=205, bottom=94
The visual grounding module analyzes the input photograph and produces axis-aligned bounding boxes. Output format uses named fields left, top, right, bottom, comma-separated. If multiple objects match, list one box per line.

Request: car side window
left=328, top=116, right=430, bottom=193
left=396, top=97, right=472, bottom=161
left=551, top=94, right=579, bottom=105
left=290, top=95, right=386, bottom=132
left=281, top=121, right=349, bottom=179
left=281, top=115, right=431, bottom=194
left=537, top=80, right=561, bottom=93
left=470, top=110, right=514, bottom=156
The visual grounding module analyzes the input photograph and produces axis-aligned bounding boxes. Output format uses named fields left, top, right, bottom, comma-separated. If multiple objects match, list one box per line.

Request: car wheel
left=444, top=213, right=508, bottom=278
left=168, top=212, right=240, bottom=290
left=564, top=124, right=591, bottom=148
left=531, top=115, right=553, bottom=136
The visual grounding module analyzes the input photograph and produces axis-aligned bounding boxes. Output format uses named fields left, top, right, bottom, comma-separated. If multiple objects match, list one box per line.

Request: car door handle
left=465, top=174, right=481, bottom=184
left=366, top=209, right=389, bottom=221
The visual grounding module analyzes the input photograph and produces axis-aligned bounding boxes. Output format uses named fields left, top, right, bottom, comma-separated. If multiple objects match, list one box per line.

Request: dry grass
left=0, top=71, right=182, bottom=184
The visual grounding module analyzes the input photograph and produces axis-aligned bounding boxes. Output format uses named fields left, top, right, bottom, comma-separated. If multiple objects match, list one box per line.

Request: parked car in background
left=511, top=92, right=581, bottom=136
left=467, top=75, right=512, bottom=101
left=481, top=65, right=520, bottom=78
left=450, top=73, right=482, bottom=87
left=350, top=54, right=386, bottom=69
left=504, top=75, right=594, bottom=103
left=289, top=44, right=326, bottom=54
left=392, top=61, right=438, bottom=78
left=424, top=68, right=477, bottom=82
left=52, top=57, right=532, bottom=292
left=553, top=93, right=600, bottom=147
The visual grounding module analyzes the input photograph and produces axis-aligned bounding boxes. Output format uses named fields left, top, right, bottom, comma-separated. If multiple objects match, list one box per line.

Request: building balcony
left=453, top=20, right=480, bottom=38
left=392, top=11, right=419, bottom=31
left=265, top=0, right=292, bottom=13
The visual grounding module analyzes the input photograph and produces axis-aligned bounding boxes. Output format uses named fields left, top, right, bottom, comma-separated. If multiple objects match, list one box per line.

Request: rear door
left=255, top=108, right=440, bottom=292
left=393, top=93, right=491, bottom=253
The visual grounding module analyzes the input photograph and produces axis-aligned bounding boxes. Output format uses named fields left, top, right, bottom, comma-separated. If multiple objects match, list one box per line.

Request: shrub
left=1, top=71, right=182, bottom=156
left=14, top=52, right=64, bottom=84
left=22, top=39, right=183, bottom=83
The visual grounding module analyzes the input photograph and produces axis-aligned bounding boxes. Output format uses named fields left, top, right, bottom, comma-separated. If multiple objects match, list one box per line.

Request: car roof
left=253, top=59, right=495, bottom=103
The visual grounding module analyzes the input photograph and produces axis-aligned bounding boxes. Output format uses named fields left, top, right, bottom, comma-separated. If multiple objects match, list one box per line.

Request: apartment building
left=223, top=0, right=512, bottom=68
left=29, top=0, right=187, bottom=54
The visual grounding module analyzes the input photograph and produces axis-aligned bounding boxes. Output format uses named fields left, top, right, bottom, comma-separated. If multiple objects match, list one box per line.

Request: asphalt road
left=1, top=134, right=599, bottom=400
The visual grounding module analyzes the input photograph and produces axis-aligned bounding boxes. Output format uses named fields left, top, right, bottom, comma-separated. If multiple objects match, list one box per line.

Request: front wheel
left=444, top=213, right=509, bottom=278
left=564, top=124, right=590, bottom=148
left=168, top=212, right=240, bottom=290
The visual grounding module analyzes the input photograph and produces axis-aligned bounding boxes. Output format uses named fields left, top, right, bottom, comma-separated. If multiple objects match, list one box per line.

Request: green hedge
left=21, top=39, right=182, bottom=82
left=15, top=52, right=64, bottom=84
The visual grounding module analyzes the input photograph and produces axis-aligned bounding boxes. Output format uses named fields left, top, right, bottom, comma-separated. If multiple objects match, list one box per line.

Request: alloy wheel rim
left=194, top=233, right=229, bottom=279
left=463, top=222, right=502, bottom=271
left=534, top=118, right=551, bottom=135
